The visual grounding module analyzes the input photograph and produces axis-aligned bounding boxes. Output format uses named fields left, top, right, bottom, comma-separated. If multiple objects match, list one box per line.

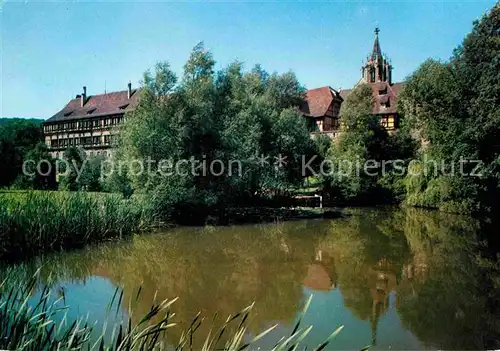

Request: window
left=370, top=68, right=375, bottom=83
left=387, top=116, right=395, bottom=129
left=93, top=120, right=99, bottom=127
left=87, top=108, right=96, bottom=115
left=119, top=104, right=129, bottom=110
left=93, top=136, right=101, bottom=145
left=64, top=111, right=73, bottom=117
left=378, top=87, right=387, bottom=95
left=380, top=115, right=395, bottom=129
left=80, top=137, right=91, bottom=146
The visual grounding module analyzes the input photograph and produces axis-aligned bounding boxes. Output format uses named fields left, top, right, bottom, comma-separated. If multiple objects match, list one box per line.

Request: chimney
left=81, top=86, right=87, bottom=107
left=127, top=82, right=132, bottom=99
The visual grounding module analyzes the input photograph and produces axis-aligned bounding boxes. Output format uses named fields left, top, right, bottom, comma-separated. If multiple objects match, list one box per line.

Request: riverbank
left=0, top=190, right=343, bottom=262
left=3, top=207, right=499, bottom=350
left=0, top=191, right=147, bottom=262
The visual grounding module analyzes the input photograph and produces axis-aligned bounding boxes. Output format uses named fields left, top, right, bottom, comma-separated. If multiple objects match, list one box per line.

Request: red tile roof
left=339, top=82, right=403, bottom=114
left=300, top=86, right=342, bottom=118
left=45, top=89, right=141, bottom=123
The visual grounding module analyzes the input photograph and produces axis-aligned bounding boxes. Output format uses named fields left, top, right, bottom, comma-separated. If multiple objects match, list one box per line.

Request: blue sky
left=1, top=0, right=496, bottom=118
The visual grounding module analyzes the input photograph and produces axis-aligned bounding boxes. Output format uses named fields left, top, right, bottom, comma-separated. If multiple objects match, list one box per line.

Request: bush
left=0, top=191, right=147, bottom=261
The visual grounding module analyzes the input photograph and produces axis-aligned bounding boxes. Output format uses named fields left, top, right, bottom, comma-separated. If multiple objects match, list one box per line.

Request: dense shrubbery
left=399, top=4, right=500, bottom=214
left=321, top=84, right=415, bottom=205
left=0, top=191, right=148, bottom=261
left=0, top=118, right=55, bottom=189
left=322, top=4, right=499, bottom=213
left=111, top=43, right=316, bottom=221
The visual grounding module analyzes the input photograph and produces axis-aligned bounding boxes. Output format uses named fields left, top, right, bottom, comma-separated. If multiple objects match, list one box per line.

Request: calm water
left=4, top=208, right=500, bottom=350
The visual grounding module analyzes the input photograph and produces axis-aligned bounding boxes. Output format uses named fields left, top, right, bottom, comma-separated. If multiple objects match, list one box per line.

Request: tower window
left=370, top=68, right=375, bottom=83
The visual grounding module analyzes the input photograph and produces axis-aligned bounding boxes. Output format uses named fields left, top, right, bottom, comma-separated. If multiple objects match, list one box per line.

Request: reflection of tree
left=396, top=209, right=500, bottom=350
left=317, top=208, right=412, bottom=345
left=6, top=207, right=499, bottom=350
left=18, top=220, right=329, bottom=348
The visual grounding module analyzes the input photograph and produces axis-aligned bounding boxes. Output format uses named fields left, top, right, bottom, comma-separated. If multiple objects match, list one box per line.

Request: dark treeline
left=0, top=118, right=56, bottom=189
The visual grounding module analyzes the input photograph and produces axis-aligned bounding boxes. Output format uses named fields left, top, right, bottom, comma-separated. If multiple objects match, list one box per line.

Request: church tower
left=361, top=27, right=393, bottom=85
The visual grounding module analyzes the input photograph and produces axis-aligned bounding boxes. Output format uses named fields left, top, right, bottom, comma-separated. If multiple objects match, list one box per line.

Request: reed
left=0, top=269, right=347, bottom=351
left=0, top=191, right=148, bottom=262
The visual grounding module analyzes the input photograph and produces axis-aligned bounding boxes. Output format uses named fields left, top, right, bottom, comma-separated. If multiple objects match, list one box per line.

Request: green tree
left=114, top=43, right=314, bottom=221
left=325, top=84, right=393, bottom=203
left=0, top=118, right=43, bottom=187
left=13, top=142, right=56, bottom=190
left=400, top=3, right=500, bottom=213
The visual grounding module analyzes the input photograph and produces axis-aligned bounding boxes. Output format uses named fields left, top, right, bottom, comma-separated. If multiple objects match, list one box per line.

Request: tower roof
left=371, top=27, right=382, bottom=60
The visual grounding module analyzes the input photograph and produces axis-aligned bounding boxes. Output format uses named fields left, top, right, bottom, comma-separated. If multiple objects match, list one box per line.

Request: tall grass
left=0, top=191, right=148, bottom=261
left=0, top=269, right=347, bottom=350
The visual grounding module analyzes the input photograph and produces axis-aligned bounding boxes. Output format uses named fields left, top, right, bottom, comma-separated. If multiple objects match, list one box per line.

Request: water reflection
left=4, top=207, right=499, bottom=350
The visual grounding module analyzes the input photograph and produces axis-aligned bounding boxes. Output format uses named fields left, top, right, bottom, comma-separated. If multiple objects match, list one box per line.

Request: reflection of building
left=368, top=260, right=398, bottom=345
left=41, top=83, right=140, bottom=159
left=303, top=250, right=337, bottom=291
left=300, top=27, right=403, bottom=138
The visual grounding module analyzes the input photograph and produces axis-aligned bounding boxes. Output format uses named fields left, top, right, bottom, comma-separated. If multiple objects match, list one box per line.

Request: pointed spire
left=372, top=27, right=382, bottom=60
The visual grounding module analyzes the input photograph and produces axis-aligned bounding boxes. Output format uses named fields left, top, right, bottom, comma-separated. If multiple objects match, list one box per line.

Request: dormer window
left=119, top=104, right=129, bottom=110
left=63, top=111, right=73, bottom=117
left=87, top=108, right=96, bottom=114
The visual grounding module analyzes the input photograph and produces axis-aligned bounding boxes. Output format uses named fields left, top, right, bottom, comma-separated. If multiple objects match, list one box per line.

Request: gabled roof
left=339, top=82, right=404, bottom=114
left=300, top=86, right=342, bottom=118
left=45, top=89, right=141, bottom=123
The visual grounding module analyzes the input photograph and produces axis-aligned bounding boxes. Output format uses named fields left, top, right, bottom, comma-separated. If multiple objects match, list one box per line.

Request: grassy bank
left=0, top=191, right=150, bottom=262
left=0, top=190, right=341, bottom=261
left=0, top=269, right=344, bottom=350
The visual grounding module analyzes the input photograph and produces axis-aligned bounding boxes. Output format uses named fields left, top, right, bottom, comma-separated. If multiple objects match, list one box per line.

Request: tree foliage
left=13, top=143, right=57, bottom=190
left=400, top=4, right=500, bottom=213
left=325, top=83, right=409, bottom=203
left=115, top=43, right=315, bottom=220
left=59, top=147, right=104, bottom=192
left=0, top=118, right=44, bottom=188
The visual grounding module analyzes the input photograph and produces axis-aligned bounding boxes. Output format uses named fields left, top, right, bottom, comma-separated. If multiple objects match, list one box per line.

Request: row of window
left=50, top=135, right=116, bottom=148
left=310, top=115, right=396, bottom=133
left=362, top=67, right=391, bottom=84
left=44, top=117, right=124, bottom=133
left=52, top=150, right=110, bottom=159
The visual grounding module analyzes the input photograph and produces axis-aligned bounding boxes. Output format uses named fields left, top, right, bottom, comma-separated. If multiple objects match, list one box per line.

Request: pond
left=3, top=207, right=499, bottom=350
